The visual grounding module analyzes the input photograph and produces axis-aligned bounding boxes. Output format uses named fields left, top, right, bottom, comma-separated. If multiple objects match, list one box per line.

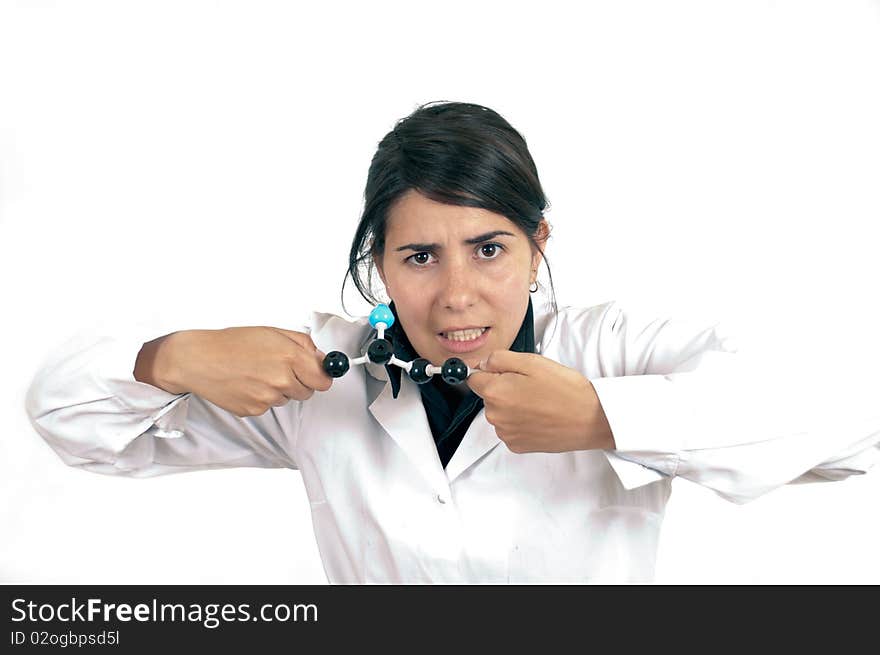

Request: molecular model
left=322, top=303, right=474, bottom=386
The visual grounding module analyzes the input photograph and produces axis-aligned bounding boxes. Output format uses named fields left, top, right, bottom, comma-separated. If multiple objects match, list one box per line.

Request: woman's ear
left=531, top=219, right=551, bottom=272
left=374, top=254, right=389, bottom=293
left=535, top=219, right=551, bottom=247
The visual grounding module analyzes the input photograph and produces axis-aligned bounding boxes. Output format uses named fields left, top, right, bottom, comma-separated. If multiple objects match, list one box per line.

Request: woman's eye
left=477, top=243, right=503, bottom=259
left=407, top=252, right=435, bottom=266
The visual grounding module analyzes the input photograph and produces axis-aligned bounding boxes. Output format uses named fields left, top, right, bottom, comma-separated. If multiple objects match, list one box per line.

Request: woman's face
left=376, top=189, right=546, bottom=382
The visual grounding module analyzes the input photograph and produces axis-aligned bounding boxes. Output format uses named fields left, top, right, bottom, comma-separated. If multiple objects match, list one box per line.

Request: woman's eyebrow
left=394, top=230, right=516, bottom=252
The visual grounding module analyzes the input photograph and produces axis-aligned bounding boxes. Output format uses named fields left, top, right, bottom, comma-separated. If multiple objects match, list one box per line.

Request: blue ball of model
left=369, top=303, right=395, bottom=330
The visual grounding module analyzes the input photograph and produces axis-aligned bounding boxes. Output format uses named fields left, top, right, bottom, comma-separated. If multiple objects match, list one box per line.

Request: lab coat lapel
left=444, top=408, right=502, bottom=483
left=365, top=359, right=503, bottom=487
left=368, top=375, right=451, bottom=494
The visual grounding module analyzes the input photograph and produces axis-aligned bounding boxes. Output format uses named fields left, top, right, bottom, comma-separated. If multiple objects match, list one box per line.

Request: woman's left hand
left=467, top=351, right=616, bottom=454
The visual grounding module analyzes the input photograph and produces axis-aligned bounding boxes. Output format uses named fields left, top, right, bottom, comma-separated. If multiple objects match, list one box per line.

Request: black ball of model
left=367, top=338, right=393, bottom=365
left=322, top=351, right=350, bottom=378
left=441, top=357, right=469, bottom=385
left=408, top=358, right=432, bottom=384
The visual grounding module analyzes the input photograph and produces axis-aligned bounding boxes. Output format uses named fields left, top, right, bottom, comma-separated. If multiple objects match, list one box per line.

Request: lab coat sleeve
left=589, top=303, right=880, bottom=504
left=24, top=315, right=319, bottom=478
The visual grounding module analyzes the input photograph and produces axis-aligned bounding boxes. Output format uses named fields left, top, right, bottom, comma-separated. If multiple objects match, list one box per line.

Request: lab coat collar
left=367, top=353, right=505, bottom=486
left=366, top=298, right=537, bottom=485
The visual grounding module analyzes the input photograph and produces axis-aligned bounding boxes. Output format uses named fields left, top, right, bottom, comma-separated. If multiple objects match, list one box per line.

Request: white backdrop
left=1, top=0, right=878, bottom=584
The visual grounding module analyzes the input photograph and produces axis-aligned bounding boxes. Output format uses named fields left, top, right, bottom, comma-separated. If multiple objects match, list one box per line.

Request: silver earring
left=529, top=281, right=538, bottom=293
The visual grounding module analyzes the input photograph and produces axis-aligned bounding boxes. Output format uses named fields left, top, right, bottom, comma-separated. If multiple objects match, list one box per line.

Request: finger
left=480, top=350, right=538, bottom=375
left=279, top=370, right=313, bottom=401
left=292, top=350, right=334, bottom=392
left=465, top=369, right=496, bottom=398
left=270, top=328, right=318, bottom=352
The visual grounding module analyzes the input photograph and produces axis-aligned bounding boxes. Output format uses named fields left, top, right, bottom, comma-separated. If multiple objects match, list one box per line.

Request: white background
left=1, top=0, right=878, bottom=583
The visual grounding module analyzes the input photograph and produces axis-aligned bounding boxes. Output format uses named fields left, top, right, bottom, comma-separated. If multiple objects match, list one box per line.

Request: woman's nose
left=438, top=262, right=479, bottom=310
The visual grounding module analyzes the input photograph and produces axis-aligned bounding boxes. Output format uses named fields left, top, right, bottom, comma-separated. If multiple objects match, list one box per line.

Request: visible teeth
left=442, top=327, right=487, bottom=341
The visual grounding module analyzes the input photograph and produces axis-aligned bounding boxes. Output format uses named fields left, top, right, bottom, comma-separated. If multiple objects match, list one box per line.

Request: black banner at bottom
left=1, top=585, right=874, bottom=650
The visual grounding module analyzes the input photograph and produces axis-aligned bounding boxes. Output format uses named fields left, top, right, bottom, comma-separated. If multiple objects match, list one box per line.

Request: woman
left=25, top=101, right=880, bottom=583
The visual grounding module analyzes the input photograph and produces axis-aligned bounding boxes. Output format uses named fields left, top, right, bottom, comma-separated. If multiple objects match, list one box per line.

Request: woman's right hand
left=146, top=327, right=334, bottom=417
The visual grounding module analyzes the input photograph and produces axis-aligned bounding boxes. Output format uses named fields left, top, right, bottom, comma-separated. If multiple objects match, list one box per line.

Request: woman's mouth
left=436, top=327, right=490, bottom=353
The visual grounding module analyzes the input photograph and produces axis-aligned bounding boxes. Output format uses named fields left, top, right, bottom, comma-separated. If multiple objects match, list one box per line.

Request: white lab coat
left=24, top=297, right=880, bottom=583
